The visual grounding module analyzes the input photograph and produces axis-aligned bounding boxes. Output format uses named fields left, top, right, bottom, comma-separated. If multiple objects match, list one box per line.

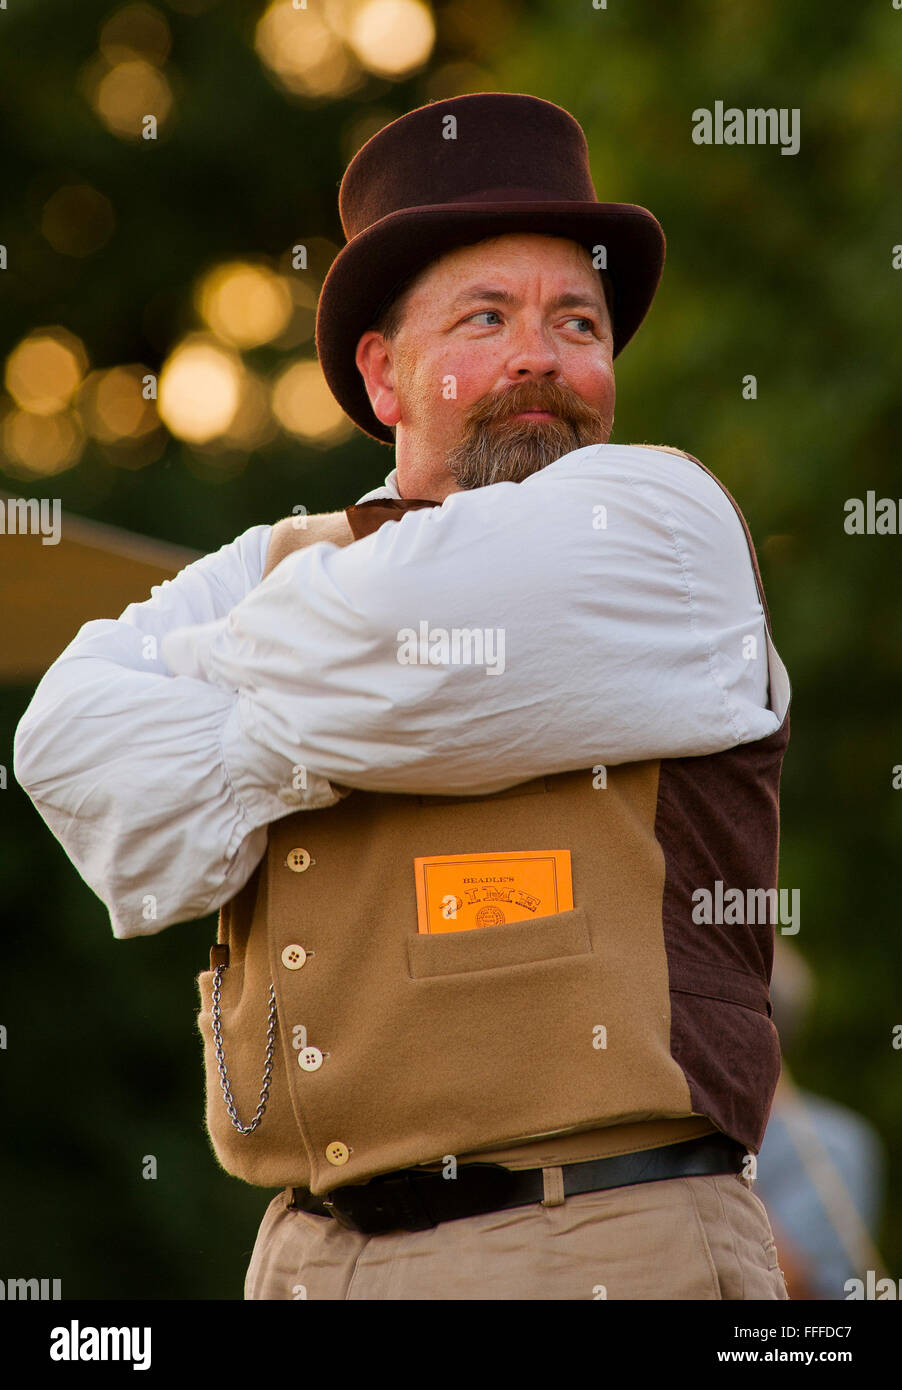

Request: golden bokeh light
left=285, top=273, right=318, bottom=312
left=91, top=59, right=174, bottom=139
left=2, top=408, right=85, bottom=476
left=281, top=234, right=341, bottom=283
left=78, top=366, right=161, bottom=443
left=254, top=1, right=361, bottom=98
left=158, top=338, right=244, bottom=443
left=345, top=0, right=435, bottom=76
left=267, top=270, right=316, bottom=349
left=41, top=184, right=116, bottom=258
left=196, top=261, right=294, bottom=349
left=271, top=359, right=352, bottom=443
left=99, top=3, right=172, bottom=66
left=5, top=329, right=89, bottom=416
left=223, top=370, right=278, bottom=450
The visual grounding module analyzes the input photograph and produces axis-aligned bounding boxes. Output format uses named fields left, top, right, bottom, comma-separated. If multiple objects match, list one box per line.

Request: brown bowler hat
left=316, top=92, right=666, bottom=446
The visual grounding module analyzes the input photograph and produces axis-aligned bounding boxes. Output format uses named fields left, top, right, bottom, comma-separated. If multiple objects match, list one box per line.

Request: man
left=14, top=93, right=791, bottom=1300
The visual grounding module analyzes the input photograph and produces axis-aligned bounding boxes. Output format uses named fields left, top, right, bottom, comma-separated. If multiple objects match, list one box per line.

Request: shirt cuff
left=219, top=693, right=346, bottom=837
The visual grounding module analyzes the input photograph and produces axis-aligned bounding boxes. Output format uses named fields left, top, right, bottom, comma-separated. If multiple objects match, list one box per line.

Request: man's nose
left=504, top=319, right=560, bottom=378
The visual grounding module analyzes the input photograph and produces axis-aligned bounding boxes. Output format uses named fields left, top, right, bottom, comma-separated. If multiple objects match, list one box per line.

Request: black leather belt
left=287, top=1133, right=746, bottom=1235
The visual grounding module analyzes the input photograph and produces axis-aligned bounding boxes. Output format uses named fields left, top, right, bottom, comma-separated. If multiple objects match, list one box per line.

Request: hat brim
left=316, top=202, right=665, bottom=445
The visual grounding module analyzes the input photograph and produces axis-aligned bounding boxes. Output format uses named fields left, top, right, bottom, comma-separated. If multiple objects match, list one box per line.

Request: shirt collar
left=355, top=467, right=401, bottom=503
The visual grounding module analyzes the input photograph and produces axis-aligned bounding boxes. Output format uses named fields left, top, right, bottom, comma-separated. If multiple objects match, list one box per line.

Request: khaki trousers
left=244, top=1170, right=789, bottom=1300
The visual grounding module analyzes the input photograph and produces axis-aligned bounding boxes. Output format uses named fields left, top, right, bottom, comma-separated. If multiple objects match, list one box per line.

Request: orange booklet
left=414, top=850, right=573, bottom=934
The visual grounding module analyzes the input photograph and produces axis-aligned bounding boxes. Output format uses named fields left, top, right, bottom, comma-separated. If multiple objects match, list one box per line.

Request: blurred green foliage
left=1, top=0, right=900, bottom=1297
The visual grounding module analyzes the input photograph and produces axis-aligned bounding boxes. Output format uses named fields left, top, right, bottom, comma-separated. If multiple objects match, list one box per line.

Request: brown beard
left=444, top=379, right=612, bottom=489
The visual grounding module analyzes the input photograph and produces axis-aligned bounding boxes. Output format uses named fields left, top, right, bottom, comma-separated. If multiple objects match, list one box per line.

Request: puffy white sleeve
left=13, top=523, right=347, bottom=940
left=160, top=446, right=790, bottom=804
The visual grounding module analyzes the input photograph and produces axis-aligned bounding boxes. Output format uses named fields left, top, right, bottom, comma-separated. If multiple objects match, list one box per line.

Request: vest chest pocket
left=406, top=905, right=591, bottom=979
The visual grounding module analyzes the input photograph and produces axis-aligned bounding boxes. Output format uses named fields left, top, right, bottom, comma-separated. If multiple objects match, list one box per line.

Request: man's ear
left=355, top=330, right=402, bottom=430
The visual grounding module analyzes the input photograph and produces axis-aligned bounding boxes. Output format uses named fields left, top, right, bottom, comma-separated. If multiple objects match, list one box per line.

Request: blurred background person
left=757, top=939, right=889, bottom=1300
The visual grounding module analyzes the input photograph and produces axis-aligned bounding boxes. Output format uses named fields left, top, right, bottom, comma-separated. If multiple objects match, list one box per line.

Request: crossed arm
left=13, top=446, right=786, bottom=939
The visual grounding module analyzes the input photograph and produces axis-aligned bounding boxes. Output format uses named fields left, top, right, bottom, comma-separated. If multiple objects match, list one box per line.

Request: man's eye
left=464, top=311, right=595, bottom=332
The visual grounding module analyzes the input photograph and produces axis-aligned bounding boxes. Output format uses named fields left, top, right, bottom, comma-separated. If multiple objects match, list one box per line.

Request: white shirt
left=13, top=444, right=790, bottom=941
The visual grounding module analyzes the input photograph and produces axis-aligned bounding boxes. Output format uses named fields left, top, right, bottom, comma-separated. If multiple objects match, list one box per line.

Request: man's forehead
left=373, top=233, right=613, bottom=348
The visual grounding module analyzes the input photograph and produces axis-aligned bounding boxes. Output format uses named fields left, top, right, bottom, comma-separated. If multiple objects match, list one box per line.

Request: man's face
left=355, top=233, right=616, bottom=498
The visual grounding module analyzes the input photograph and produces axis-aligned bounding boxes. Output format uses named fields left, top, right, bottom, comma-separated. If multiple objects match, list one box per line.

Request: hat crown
left=339, top=93, right=598, bottom=239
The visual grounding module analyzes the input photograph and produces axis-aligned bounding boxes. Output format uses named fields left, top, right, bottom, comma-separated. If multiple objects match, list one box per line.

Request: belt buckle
left=324, top=1173, right=437, bottom=1235
left=321, top=1194, right=361, bottom=1232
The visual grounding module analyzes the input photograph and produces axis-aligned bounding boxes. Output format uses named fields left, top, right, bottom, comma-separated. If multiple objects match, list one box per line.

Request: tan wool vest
left=197, top=456, right=789, bottom=1196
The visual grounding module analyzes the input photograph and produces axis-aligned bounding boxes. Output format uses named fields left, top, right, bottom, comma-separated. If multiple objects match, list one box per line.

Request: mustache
left=461, top=379, right=608, bottom=433
left=444, top=379, right=611, bottom=490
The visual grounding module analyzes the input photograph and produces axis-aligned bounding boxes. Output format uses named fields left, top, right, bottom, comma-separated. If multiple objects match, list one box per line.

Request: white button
left=278, top=788, right=303, bottom=806
left=281, top=944, right=307, bottom=970
left=297, top=1046, right=323, bottom=1071
left=286, top=847, right=312, bottom=872
left=326, top=1141, right=349, bottom=1165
